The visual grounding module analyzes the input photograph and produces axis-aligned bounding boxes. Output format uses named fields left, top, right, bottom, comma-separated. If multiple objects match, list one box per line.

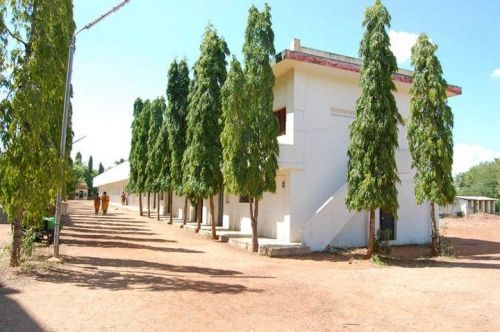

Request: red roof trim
left=281, top=50, right=462, bottom=96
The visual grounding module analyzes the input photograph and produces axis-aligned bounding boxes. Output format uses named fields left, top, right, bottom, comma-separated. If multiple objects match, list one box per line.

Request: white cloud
left=453, top=143, right=500, bottom=175
left=491, top=68, right=500, bottom=78
left=388, top=30, right=419, bottom=65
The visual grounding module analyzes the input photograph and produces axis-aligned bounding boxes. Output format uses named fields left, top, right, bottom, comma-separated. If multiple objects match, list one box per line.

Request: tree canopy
left=128, top=98, right=144, bottom=192
left=221, top=56, right=248, bottom=194
left=147, top=97, right=167, bottom=194
left=240, top=4, right=279, bottom=200
left=346, top=0, right=402, bottom=215
left=166, top=59, right=190, bottom=195
left=182, top=25, right=229, bottom=200
left=408, top=34, right=455, bottom=206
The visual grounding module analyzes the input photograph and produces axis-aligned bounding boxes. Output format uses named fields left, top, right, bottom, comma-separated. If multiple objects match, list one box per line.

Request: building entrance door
left=379, top=209, right=395, bottom=240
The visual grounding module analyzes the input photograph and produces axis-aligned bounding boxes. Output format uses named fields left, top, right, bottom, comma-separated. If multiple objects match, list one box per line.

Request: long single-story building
left=94, top=39, right=462, bottom=251
left=440, top=196, right=497, bottom=217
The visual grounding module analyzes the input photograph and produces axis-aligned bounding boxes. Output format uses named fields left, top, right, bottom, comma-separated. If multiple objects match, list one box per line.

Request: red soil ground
left=1, top=201, right=499, bottom=331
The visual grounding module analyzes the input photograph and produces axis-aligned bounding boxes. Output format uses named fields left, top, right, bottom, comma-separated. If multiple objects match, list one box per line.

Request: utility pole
left=53, top=0, right=130, bottom=258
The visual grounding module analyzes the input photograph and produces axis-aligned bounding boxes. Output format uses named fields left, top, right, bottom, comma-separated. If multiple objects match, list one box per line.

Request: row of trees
left=346, top=0, right=455, bottom=257
left=0, top=0, right=76, bottom=267
left=128, top=4, right=279, bottom=251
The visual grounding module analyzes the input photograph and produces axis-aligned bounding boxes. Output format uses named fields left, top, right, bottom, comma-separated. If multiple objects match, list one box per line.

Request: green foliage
left=127, top=98, right=144, bottom=192
left=221, top=56, right=249, bottom=194
left=75, top=152, right=82, bottom=165
left=166, top=59, right=190, bottom=195
left=182, top=25, right=229, bottom=199
left=346, top=0, right=402, bottom=216
left=21, top=227, right=40, bottom=258
left=98, top=162, right=105, bottom=175
left=88, top=156, right=93, bottom=174
left=146, top=97, right=167, bottom=193
left=373, top=229, right=392, bottom=255
left=407, top=34, right=455, bottom=205
left=0, top=0, right=76, bottom=226
left=455, top=159, right=500, bottom=210
left=238, top=3, right=279, bottom=199
left=135, top=100, right=151, bottom=193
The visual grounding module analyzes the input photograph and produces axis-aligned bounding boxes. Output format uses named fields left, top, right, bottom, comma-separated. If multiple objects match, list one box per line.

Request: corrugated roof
left=456, top=196, right=498, bottom=201
left=93, top=161, right=130, bottom=187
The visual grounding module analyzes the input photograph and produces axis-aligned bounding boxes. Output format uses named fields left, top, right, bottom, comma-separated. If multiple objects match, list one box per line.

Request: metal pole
left=53, top=37, right=75, bottom=258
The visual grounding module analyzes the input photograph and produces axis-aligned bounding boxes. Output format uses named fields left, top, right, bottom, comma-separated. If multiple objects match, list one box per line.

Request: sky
left=71, top=0, right=500, bottom=174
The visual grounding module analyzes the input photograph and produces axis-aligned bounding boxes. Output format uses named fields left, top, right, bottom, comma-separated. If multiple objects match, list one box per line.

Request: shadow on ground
left=0, top=287, right=42, bottom=331
left=61, top=238, right=204, bottom=254
left=37, top=269, right=263, bottom=293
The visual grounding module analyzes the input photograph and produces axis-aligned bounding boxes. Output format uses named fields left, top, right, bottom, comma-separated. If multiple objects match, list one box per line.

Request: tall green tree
left=242, top=4, right=279, bottom=252
left=128, top=98, right=145, bottom=201
left=408, top=34, right=456, bottom=255
left=136, top=100, right=151, bottom=216
left=88, top=156, right=93, bottom=174
left=98, top=162, right=105, bottom=175
left=147, top=97, right=167, bottom=221
left=221, top=57, right=247, bottom=195
left=75, top=152, right=82, bottom=165
left=84, top=155, right=94, bottom=196
left=166, top=59, right=190, bottom=224
left=346, top=0, right=402, bottom=259
left=0, top=0, right=75, bottom=266
left=182, top=25, right=229, bottom=238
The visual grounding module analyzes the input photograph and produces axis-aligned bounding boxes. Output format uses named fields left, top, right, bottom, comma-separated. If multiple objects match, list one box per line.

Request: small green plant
left=436, top=223, right=455, bottom=257
left=456, top=211, right=464, bottom=218
left=21, top=227, right=40, bottom=259
left=374, top=229, right=393, bottom=255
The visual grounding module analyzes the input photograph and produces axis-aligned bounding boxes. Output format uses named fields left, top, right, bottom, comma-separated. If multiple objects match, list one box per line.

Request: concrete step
left=259, top=244, right=311, bottom=257
left=228, top=237, right=310, bottom=257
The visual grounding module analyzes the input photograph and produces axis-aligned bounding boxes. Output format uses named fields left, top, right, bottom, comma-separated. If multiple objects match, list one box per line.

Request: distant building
left=94, top=39, right=462, bottom=251
left=440, top=196, right=497, bottom=217
left=74, top=181, right=89, bottom=200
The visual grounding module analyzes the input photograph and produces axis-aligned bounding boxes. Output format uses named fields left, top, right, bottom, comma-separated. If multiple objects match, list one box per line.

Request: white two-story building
left=94, top=39, right=461, bottom=251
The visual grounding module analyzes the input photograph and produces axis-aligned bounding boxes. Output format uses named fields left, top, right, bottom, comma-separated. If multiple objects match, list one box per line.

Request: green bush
left=374, top=229, right=393, bottom=255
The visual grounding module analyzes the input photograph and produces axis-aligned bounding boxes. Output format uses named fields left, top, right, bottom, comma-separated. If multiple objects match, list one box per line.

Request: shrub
left=374, top=229, right=392, bottom=255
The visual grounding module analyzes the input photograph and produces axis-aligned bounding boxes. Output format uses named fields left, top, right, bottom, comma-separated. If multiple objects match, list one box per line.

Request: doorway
left=379, top=209, right=395, bottom=240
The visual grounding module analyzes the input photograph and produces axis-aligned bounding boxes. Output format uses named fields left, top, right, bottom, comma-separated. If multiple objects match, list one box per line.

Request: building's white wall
left=285, top=64, right=431, bottom=247
left=331, top=213, right=367, bottom=248
left=223, top=170, right=291, bottom=240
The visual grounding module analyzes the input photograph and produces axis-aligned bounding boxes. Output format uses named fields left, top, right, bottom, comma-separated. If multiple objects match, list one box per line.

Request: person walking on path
left=101, top=192, right=110, bottom=215
left=93, top=193, right=101, bottom=215
left=121, top=192, right=126, bottom=205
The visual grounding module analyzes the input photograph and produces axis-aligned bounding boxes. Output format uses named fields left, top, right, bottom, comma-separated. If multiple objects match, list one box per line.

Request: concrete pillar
left=479, top=200, right=484, bottom=213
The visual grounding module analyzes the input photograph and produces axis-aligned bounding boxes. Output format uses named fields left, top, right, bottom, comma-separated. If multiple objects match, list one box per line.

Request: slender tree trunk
left=250, top=198, right=259, bottom=253
left=153, top=193, right=156, bottom=209
left=139, top=192, right=143, bottom=216
left=163, top=192, right=168, bottom=216
left=10, top=209, right=23, bottom=267
left=210, top=196, right=217, bottom=240
left=182, top=197, right=188, bottom=226
left=430, top=202, right=439, bottom=256
left=366, top=209, right=375, bottom=259
left=168, top=190, right=173, bottom=224
left=157, top=193, right=160, bottom=221
left=147, top=192, right=151, bottom=218
left=196, top=198, right=202, bottom=233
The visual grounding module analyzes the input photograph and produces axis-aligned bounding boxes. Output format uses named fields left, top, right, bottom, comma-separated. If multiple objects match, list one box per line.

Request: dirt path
left=1, top=201, right=499, bottom=331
